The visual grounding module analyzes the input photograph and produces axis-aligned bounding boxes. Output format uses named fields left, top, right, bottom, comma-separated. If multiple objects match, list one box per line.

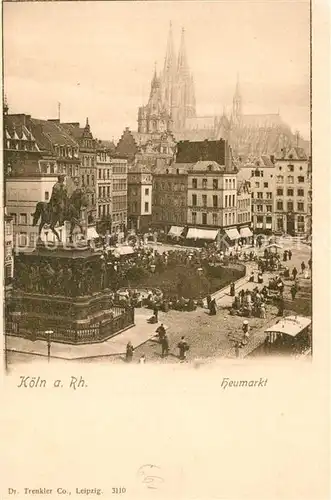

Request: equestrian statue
left=32, top=175, right=88, bottom=243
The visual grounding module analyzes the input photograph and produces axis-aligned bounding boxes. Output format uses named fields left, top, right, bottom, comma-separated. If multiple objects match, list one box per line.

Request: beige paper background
left=1, top=1, right=330, bottom=499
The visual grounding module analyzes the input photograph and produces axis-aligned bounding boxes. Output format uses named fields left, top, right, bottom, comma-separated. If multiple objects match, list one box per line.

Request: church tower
left=161, top=22, right=177, bottom=114
left=138, top=65, right=172, bottom=134
left=172, top=27, right=196, bottom=131
left=232, top=74, right=242, bottom=124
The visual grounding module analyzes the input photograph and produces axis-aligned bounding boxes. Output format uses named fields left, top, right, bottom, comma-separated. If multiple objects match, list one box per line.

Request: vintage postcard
left=1, top=0, right=329, bottom=499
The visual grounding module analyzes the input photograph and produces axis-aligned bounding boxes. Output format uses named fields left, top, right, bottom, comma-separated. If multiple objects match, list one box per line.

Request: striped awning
left=225, top=228, right=240, bottom=240
left=113, top=246, right=135, bottom=257
left=239, top=226, right=253, bottom=238
left=186, top=228, right=218, bottom=240
left=168, top=226, right=185, bottom=237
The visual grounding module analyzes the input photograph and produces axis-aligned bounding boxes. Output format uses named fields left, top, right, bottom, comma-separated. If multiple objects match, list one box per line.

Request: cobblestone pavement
left=7, top=238, right=312, bottom=366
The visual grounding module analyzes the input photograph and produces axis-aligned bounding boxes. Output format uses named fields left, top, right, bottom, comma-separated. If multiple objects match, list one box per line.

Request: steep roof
left=32, top=119, right=78, bottom=148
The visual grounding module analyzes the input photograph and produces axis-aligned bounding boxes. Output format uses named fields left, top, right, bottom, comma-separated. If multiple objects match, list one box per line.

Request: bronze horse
left=32, top=190, right=88, bottom=243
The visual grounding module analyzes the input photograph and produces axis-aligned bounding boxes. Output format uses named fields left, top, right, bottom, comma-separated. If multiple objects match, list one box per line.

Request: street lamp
left=45, top=330, right=53, bottom=362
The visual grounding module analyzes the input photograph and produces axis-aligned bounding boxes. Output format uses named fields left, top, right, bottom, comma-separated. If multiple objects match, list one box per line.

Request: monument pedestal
left=8, top=242, right=134, bottom=344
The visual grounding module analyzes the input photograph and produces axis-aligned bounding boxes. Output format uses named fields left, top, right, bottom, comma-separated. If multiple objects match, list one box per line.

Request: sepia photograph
left=3, top=0, right=312, bottom=369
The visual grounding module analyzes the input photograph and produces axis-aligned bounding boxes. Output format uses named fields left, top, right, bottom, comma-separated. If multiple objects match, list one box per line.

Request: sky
left=4, top=0, right=310, bottom=142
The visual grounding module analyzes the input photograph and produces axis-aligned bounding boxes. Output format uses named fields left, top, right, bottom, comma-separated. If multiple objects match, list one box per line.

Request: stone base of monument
left=7, top=242, right=135, bottom=345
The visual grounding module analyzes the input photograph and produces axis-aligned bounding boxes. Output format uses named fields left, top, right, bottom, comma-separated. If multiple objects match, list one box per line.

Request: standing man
left=177, top=336, right=189, bottom=361
left=161, top=333, right=169, bottom=358
left=288, top=249, right=292, bottom=261
left=292, top=267, right=298, bottom=280
left=49, top=174, right=68, bottom=226
left=126, top=341, right=134, bottom=362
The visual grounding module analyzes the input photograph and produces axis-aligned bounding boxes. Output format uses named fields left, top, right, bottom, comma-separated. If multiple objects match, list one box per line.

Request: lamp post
left=45, top=330, right=53, bottom=362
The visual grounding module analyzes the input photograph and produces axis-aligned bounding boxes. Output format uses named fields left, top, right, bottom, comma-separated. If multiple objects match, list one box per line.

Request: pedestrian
left=242, top=320, right=250, bottom=341
left=177, top=336, right=189, bottom=361
left=301, top=261, right=306, bottom=274
left=139, top=354, right=146, bottom=364
left=283, top=250, right=288, bottom=262
left=292, top=267, right=298, bottom=280
left=156, top=323, right=166, bottom=342
left=278, top=297, right=284, bottom=316
left=153, top=305, right=159, bottom=322
left=288, top=250, right=292, bottom=261
left=260, top=302, right=266, bottom=319
left=249, top=271, right=254, bottom=283
left=126, top=341, right=134, bottom=362
left=291, top=284, right=297, bottom=300
left=206, top=294, right=212, bottom=310
left=230, top=282, right=235, bottom=297
left=161, top=333, right=169, bottom=358
left=209, top=298, right=217, bottom=316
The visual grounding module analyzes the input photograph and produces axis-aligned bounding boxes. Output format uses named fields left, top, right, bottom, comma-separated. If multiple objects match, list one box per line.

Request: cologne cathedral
left=116, top=23, right=309, bottom=164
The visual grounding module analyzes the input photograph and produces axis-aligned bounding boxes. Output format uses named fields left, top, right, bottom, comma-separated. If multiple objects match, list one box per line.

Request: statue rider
left=49, top=174, right=68, bottom=226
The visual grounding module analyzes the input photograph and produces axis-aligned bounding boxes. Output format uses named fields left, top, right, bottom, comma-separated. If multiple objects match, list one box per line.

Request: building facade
left=127, top=165, right=153, bottom=232
left=186, top=161, right=238, bottom=231
left=61, top=119, right=97, bottom=224
left=152, top=165, right=188, bottom=231
left=274, top=147, right=311, bottom=235
left=4, top=212, right=14, bottom=287
left=237, top=180, right=252, bottom=231
left=96, top=145, right=112, bottom=227
left=111, top=158, right=128, bottom=233
left=237, top=156, right=276, bottom=233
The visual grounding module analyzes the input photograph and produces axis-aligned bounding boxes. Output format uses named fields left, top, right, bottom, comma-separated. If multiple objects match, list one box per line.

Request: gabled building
left=61, top=118, right=97, bottom=224
left=127, top=164, right=153, bottom=232
left=274, top=147, right=311, bottom=235
left=237, top=155, right=276, bottom=234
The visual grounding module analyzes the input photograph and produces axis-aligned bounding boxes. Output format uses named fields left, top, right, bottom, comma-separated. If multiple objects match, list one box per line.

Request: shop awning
left=186, top=228, right=218, bottom=240
left=239, top=226, right=253, bottom=238
left=225, top=228, right=240, bottom=240
left=113, top=246, right=135, bottom=257
left=168, top=226, right=185, bottom=237
left=265, top=316, right=311, bottom=338
left=87, top=227, right=99, bottom=240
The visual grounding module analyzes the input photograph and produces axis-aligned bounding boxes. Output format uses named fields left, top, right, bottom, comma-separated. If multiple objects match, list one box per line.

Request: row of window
left=97, top=152, right=112, bottom=163
left=98, top=204, right=111, bottom=218
left=152, top=210, right=186, bottom=224
left=82, top=155, right=95, bottom=168
left=252, top=205, right=273, bottom=213
left=98, top=168, right=111, bottom=180
left=276, top=201, right=305, bottom=211
left=238, top=199, right=250, bottom=209
left=191, top=178, right=236, bottom=190
left=237, top=212, right=250, bottom=223
left=252, top=192, right=272, bottom=199
left=191, top=194, right=236, bottom=208
left=112, top=166, right=127, bottom=174
left=130, top=187, right=150, bottom=197
left=191, top=211, right=237, bottom=226
left=55, top=146, right=79, bottom=159
left=113, top=180, right=127, bottom=192
left=276, top=188, right=305, bottom=197
left=81, top=174, right=95, bottom=187
left=276, top=176, right=305, bottom=184
left=112, top=195, right=127, bottom=212
left=98, top=186, right=111, bottom=199
left=253, top=182, right=269, bottom=188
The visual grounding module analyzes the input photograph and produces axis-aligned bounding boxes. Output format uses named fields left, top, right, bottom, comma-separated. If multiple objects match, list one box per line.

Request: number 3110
left=112, top=487, right=126, bottom=494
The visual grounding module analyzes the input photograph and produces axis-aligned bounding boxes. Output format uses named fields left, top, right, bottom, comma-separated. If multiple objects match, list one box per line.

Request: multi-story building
left=237, top=156, right=276, bottom=233
left=4, top=110, right=70, bottom=248
left=274, top=147, right=310, bottom=235
left=127, top=164, right=153, bottom=232
left=4, top=211, right=14, bottom=289
left=236, top=180, right=252, bottom=239
left=111, top=158, right=128, bottom=233
left=96, top=143, right=112, bottom=229
left=186, top=161, right=238, bottom=243
left=152, top=165, right=188, bottom=233
left=61, top=119, right=97, bottom=224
